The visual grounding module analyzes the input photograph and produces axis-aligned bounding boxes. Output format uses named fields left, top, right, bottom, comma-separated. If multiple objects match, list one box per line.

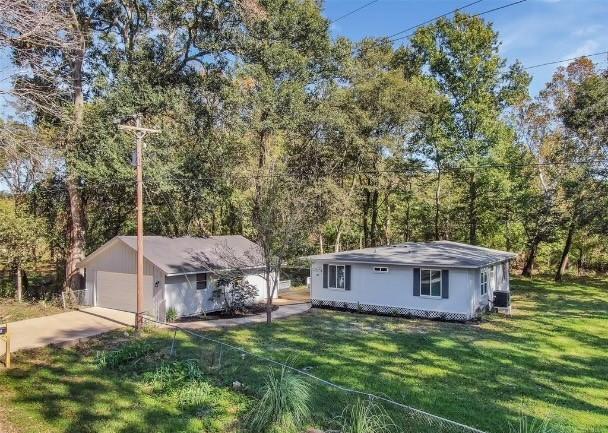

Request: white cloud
left=566, top=39, right=601, bottom=59
left=573, top=24, right=604, bottom=37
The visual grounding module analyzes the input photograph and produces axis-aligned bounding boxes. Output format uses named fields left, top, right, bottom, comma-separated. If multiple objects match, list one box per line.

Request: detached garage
left=78, top=235, right=273, bottom=321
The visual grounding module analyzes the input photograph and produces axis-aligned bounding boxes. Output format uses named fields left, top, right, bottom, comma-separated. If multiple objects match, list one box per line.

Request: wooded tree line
left=0, top=0, right=607, bottom=300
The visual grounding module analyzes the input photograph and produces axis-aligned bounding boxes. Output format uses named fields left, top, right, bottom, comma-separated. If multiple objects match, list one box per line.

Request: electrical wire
left=389, top=0, right=528, bottom=43
left=386, top=0, right=485, bottom=39
left=524, top=50, right=608, bottom=70
left=330, top=0, right=380, bottom=24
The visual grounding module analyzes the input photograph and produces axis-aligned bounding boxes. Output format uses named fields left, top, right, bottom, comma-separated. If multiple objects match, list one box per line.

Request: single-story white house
left=307, top=241, right=515, bottom=321
left=78, top=235, right=275, bottom=321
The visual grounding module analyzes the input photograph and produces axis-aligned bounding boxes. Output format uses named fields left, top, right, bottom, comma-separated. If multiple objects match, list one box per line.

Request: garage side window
left=480, top=269, right=488, bottom=295
left=196, top=273, right=207, bottom=290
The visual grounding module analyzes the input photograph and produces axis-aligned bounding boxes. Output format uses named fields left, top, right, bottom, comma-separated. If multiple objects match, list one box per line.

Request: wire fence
left=141, top=316, right=491, bottom=433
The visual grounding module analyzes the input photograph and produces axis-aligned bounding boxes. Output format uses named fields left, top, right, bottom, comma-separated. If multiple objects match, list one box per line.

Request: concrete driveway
left=0, top=307, right=134, bottom=356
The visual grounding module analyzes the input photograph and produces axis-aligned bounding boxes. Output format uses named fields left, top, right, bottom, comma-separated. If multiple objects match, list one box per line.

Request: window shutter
left=413, top=268, right=420, bottom=296
left=345, top=265, right=351, bottom=291
left=441, top=269, right=449, bottom=298
left=323, top=264, right=328, bottom=288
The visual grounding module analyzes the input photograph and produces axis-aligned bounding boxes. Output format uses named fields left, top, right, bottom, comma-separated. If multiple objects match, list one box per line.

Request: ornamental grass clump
left=509, top=414, right=572, bottom=433
left=339, top=399, right=395, bottom=433
left=95, top=340, right=155, bottom=370
left=245, top=367, right=310, bottom=433
left=143, top=359, right=205, bottom=393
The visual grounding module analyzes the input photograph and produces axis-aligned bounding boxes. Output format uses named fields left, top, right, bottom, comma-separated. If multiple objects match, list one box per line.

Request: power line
left=330, top=0, right=380, bottom=24
left=386, top=0, right=485, bottom=40
left=389, top=0, right=528, bottom=43
left=15, top=157, right=608, bottom=194
left=524, top=50, right=608, bottom=70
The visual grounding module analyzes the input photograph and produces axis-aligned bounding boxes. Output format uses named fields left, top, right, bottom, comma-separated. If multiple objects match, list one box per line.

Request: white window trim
left=373, top=266, right=389, bottom=273
left=420, top=269, right=442, bottom=299
left=327, top=264, right=346, bottom=290
left=480, top=269, right=489, bottom=296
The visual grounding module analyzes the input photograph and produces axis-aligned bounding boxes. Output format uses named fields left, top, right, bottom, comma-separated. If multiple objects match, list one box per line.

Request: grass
left=0, top=298, right=65, bottom=322
left=0, top=275, right=606, bottom=433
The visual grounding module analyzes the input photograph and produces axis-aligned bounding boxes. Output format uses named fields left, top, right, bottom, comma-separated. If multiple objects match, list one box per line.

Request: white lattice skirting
left=311, top=299, right=472, bottom=322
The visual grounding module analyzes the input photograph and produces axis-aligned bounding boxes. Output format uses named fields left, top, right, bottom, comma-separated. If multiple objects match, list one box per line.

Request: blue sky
left=324, top=0, right=608, bottom=94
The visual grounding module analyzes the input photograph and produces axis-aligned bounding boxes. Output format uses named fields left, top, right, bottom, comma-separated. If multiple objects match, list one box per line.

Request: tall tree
left=406, top=12, right=529, bottom=245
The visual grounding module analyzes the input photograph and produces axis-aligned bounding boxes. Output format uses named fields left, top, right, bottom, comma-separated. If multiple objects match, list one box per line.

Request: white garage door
left=96, top=271, right=153, bottom=313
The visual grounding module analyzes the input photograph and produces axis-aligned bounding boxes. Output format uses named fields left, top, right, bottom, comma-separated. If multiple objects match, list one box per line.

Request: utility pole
left=118, top=115, right=161, bottom=330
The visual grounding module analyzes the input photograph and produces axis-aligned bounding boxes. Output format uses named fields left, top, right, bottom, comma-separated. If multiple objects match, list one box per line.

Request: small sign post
left=0, top=323, right=9, bottom=368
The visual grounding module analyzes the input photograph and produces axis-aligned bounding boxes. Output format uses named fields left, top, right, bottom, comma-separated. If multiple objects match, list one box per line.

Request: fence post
left=1, top=323, right=9, bottom=368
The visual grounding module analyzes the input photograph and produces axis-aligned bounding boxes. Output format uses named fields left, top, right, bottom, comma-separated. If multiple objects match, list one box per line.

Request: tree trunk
left=555, top=221, right=575, bottom=282
left=64, top=8, right=86, bottom=293
left=65, top=178, right=86, bottom=292
left=434, top=169, right=441, bottom=240
left=16, top=262, right=22, bottom=303
left=369, top=189, right=379, bottom=247
left=468, top=174, right=478, bottom=245
left=335, top=221, right=342, bottom=253
left=266, top=298, right=272, bottom=325
left=319, top=233, right=324, bottom=254
left=521, top=238, right=540, bottom=277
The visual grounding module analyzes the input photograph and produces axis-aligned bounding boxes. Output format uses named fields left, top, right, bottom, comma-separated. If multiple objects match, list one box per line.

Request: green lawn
left=0, top=276, right=606, bottom=433
left=0, top=299, right=65, bottom=322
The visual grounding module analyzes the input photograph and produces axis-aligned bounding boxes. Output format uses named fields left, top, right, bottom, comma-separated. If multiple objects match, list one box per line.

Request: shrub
left=95, top=340, right=155, bottom=370
left=339, top=399, right=395, bottom=433
left=166, top=307, right=178, bottom=323
left=213, top=274, right=258, bottom=315
left=245, top=367, right=310, bottom=433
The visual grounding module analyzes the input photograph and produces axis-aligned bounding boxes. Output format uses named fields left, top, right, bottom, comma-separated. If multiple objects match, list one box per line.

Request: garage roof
left=306, top=241, right=516, bottom=269
left=80, top=235, right=264, bottom=275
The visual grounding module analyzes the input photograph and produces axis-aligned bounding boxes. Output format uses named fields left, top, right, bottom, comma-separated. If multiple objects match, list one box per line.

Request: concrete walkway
left=0, top=307, right=134, bottom=356
left=0, top=303, right=310, bottom=356
left=173, top=303, right=310, bottom=330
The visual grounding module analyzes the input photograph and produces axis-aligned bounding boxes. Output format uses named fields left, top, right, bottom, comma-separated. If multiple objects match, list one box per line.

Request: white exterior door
left=96, top=271, right=153, bottom=313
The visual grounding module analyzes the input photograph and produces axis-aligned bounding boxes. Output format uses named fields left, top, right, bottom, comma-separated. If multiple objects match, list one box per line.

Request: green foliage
left=509, top=414, right=572, bottom=433
left=96, top=340, right=155, bottom=370
left=166, top=307, right=178, bottom=323
left=339, top=399, right=395, bottom=433
left=174, top=380, right=213, bottom=409
left=245, top=367, right=311, bottom=433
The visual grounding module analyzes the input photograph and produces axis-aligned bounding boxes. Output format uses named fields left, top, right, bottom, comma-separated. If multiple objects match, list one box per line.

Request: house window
left=502, top=262, right=508, bottom=281
left=328, top=264, right=346, bottom=289
left=480, top=269, right=488, bottom=295
left=373, top=266, right=389, bottom=273
left=196, top=273, right=207, bottom=290
left=421, top=269, right=442, bottom=297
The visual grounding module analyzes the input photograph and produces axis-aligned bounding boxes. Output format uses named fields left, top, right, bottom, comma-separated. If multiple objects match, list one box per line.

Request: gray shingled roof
left=306, top=241, right=515, bottom=269
left=116, top=235, right=264, bottom=274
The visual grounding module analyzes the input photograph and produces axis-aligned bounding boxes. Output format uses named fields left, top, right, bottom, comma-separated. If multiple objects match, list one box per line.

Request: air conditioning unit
left=494, top=291, right=510, bottom=308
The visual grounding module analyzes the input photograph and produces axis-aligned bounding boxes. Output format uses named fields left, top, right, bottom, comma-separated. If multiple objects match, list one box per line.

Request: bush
left=213, top=274, right=258, bottom=315
left=166, top=307, right=177, bottom=323
left=245, top=367, right=310, bottom=433
left=95, top=340, right=155, bottom=370
left=339, top=399, right=395, bottom=433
